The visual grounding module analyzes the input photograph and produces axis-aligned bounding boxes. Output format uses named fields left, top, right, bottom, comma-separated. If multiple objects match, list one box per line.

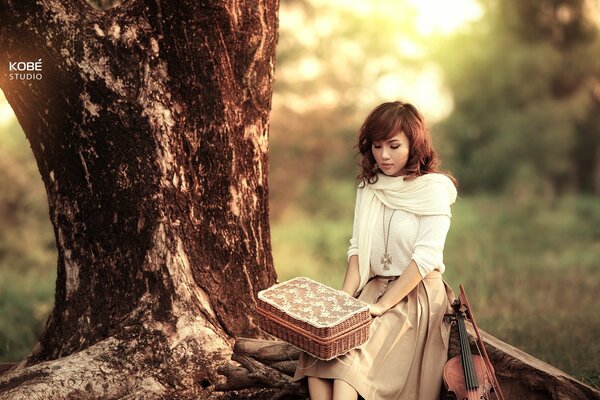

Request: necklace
left=381, top=207, right=396, bottom=270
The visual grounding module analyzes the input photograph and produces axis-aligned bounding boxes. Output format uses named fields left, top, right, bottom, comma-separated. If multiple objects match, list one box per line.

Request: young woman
left=293, top=101, right=458, bottom=400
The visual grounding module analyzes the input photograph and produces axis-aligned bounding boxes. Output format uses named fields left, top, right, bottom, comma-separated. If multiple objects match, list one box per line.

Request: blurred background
left=1, top=0, right=599, bottom=388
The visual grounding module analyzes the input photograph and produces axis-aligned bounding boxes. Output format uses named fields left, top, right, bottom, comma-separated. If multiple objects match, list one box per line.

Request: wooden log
left=216, top=346, right=307, bottom=398
left=233, top=338, right=300, bottom=364
left=269, top=361, right=296, bottom=377
left=230, top=353, right=296, bottom=390
left=0, top=363, right=16, bottom=376
left=216, top=362, right=261, bottom=392
left=447, top=322, right=599, bottom=400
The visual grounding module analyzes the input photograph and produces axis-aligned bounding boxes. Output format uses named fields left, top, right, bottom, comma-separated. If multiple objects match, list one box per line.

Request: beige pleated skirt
left=293, top=271, right=454, bottom=400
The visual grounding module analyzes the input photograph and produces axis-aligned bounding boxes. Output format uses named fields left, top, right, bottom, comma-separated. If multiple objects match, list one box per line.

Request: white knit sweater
left=347, top=174, right=455, bottom=284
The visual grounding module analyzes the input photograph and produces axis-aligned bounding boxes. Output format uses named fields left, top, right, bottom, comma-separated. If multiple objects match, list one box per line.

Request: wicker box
left=256, top=277, right=371, bottom=360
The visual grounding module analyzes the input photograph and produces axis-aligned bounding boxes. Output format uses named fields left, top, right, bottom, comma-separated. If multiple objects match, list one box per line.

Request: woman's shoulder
left=413, top=172, right=454, bottom=185
left=355, top=179, right=370, bottom=192
left=354, top=179, right=377, bottom=206
left=413, top=173, right=458, bottom=204
left=415, top=173, right=456, bottom=191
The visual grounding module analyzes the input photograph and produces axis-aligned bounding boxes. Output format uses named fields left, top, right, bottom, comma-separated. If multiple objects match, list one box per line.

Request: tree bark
left=0, top=0, right=278, bottom=398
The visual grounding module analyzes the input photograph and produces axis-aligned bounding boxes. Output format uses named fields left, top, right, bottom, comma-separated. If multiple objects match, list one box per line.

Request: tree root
left=0, top=337, right=169, bottom=400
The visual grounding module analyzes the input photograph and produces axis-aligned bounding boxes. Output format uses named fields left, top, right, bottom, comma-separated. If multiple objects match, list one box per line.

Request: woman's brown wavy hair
left=356, top=101, right=457, bottom=187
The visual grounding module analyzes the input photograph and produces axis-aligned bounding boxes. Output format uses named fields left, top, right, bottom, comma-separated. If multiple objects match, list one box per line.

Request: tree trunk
left=0, top=0, right=279, bottom=398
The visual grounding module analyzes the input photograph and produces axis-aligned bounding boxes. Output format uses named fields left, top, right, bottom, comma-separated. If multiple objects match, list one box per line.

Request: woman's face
left=371, top=131, right=410, bottom=177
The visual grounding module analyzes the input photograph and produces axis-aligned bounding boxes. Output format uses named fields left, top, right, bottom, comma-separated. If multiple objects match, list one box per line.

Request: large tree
left=0, top=0, right=278, bottom=398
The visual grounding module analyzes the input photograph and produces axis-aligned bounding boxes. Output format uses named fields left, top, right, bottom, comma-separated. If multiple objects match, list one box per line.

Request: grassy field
left=272, top=189, right=600, bottom=387
left=0, top=268, right=55, bottom=361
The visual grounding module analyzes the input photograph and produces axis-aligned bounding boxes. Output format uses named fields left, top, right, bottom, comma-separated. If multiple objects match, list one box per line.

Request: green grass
left=271, top=192, right=600, bottom=386
left=0, top=268, right=55, bottom=361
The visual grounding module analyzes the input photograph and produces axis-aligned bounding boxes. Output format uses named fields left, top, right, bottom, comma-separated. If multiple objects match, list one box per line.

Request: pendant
left=380, top=252, right=392, bottom=270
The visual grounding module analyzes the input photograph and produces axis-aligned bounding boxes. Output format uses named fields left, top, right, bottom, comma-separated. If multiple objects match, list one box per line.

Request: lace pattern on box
left=257, top=277, right=369, bottom=328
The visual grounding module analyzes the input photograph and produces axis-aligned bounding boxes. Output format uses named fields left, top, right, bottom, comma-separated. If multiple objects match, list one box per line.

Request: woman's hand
left=369, top=303, right=387, bottom=317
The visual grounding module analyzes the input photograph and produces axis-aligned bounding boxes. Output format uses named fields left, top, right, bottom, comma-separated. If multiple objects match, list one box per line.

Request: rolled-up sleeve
left=411, top=214, right=451, bottom=278
left=347, top=188, right=362, bottom=260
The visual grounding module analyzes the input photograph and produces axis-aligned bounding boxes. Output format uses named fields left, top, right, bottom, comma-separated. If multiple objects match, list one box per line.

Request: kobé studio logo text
left=9, top=59, right=43, bottom=80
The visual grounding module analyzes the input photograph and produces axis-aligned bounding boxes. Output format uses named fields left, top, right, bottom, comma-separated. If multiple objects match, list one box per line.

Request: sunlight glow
left=0, top=91, right=16, bottom=128
left=319, top=0, right=483, bottom=36
left=373, top=64, right=453, bottom=123
left=297, top=57, right=322, bottom=81
left=278, top=0, right=483, bottom=116
left=407, top=0, right=483, bottom=35
left=586, top=0, right=600, bottom=29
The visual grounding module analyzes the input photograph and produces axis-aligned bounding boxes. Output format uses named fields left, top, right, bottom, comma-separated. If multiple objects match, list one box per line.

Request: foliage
left=0, top=269, right=55, bottom=361
left=0, top=113, right=56, bottom=361
left=431, top=0, right=600, bottom=196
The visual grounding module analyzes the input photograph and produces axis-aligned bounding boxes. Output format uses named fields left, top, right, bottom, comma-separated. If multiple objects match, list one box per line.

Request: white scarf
left=355, top=173, right=457, bottom=293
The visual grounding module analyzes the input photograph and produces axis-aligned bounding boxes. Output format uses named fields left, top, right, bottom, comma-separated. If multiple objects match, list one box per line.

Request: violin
left=443, top=285, right=505, bottom=400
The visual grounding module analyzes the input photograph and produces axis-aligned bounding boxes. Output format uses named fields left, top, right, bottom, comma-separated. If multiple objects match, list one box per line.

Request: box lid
left=257, top=277, right=369, bottom=328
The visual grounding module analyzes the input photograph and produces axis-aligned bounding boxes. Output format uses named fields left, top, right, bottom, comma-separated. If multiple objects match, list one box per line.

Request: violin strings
left=460, top=320, right=470, bottom=387
left=459, top=315, right=478, bottom=390
left=460, top=286, right=505, bottom=400
left=461, top=317, right=477, bottom=400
